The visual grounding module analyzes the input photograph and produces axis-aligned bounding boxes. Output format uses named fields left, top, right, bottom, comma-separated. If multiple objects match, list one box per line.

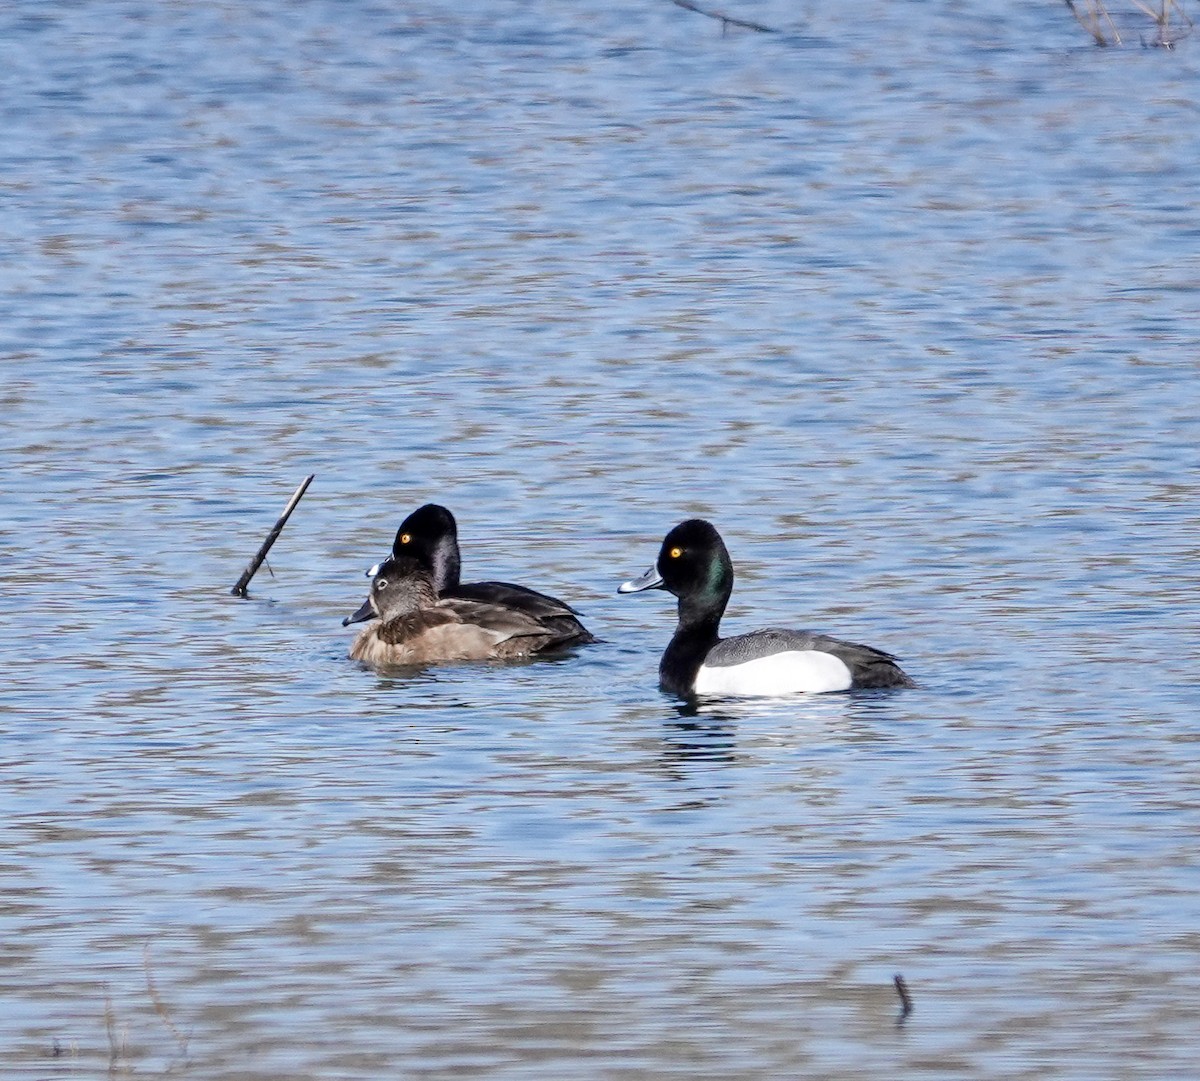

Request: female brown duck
left=344, top=555, right=582, bottom=668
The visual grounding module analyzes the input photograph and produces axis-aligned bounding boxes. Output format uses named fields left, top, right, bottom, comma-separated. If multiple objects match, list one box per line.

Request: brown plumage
left=343, top=555, right=573, bottom=668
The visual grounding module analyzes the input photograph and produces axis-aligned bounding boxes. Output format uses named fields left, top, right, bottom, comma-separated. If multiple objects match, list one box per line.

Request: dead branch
left=230, top=474, right=315, bottom=597
left=670, top=0, right=776, bottom=34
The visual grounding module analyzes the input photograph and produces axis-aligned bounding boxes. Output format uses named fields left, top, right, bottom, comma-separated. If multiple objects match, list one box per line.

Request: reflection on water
left=660, top=716, right=740, bottom=773
left=3, top=0, right=1200, bottom=1078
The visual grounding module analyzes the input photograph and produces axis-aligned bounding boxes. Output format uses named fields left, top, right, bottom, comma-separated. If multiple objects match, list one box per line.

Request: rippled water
left=4, top=1, right=1200, bottom=1077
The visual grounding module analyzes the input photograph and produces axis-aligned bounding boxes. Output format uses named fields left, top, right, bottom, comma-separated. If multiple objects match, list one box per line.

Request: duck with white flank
left=619, top=519, right=913, bottom=698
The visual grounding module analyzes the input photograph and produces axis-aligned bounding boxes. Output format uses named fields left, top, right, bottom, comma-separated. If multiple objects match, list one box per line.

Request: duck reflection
left=660, top=708, right=740, bottom=773
left=657, top=690, right=896, bottom=780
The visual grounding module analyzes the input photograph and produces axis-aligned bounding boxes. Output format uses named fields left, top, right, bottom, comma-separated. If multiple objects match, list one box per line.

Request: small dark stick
left=230, top=474, right=315, bottom=597
left=893, top=973, right=913, bottom=1021
left=670, top=0, right=776, bottom=33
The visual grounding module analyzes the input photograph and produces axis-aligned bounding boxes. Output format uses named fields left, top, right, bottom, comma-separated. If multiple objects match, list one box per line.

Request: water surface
left=3, top=2, right=1200, bottom=1077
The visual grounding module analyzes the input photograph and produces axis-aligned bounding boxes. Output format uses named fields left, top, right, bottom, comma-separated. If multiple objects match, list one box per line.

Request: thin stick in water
left=894, top=973, right=914, bottom=1020
left=230, top=474, right=315, bottom=597
left=670, top=0, right=776, bottom=34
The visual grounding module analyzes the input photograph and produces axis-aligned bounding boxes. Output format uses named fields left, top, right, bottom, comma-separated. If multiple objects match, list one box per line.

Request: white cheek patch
left=694, top=650, right=853, bottom=697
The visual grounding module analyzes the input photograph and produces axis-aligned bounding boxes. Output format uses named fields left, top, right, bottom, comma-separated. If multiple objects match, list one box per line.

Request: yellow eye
left=400, top=533, right=412, bottom=545
left=669, top=546, right=683, bottom=559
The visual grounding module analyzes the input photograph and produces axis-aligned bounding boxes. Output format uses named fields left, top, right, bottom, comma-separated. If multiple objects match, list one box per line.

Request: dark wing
left=376, top=608, right=459, bottom=645
left=450, top=580, right=594, bottom=646
left=707, top=628, right=913, bottom=690
left=454, top=579, right=583, bottom=617
left=439, top=596, right=568, bottom=656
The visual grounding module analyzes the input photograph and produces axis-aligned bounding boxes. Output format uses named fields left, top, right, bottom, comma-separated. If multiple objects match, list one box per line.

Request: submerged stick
left=230, top=474, right=314, bottom=597
left=893, top=973, right=914, bottom=1021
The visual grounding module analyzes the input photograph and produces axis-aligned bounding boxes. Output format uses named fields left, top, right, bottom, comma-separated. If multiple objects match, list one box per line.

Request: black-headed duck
left=619, top=519, right=913, bottom=698
left=377, top=504, right=593, bottom=646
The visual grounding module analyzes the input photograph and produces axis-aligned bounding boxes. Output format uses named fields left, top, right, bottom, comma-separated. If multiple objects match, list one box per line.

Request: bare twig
left=231, top=474, right=315, bottom=597
left=670, top=0, right=776, bottom=34
left=894, top=973, right=913, bottom=1021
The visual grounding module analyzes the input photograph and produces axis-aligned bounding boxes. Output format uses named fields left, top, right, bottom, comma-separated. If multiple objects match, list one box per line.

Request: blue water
left=3, top=1, right=1200, bottom=1077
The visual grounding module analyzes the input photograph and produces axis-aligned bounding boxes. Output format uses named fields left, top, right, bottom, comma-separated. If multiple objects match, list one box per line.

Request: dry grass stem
left=143, top=945, right=190, bottom=1058
left=1067, top=0, right=1195, bottom=44
left=104, top=991, right=130, bottom=1079
left=1065, top=0, right=1123, bottom=45
left=1129, top=0, right=1186, bottom=23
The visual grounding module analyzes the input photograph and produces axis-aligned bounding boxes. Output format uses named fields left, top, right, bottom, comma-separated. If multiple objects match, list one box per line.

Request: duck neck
left=432, top=538, right=462, bottom=593
left=659, top=583, right=729, bottom=698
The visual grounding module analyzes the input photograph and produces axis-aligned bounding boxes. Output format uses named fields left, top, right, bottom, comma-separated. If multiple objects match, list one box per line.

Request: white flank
left=694, top=650, right=853, bottom=697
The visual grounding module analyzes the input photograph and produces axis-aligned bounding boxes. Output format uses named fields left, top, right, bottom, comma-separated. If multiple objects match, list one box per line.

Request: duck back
left=349, top=596, right=566, bottom=668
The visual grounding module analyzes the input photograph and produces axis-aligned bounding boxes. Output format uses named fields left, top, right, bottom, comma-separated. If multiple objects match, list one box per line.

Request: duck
left=619, top=519, right=913, bottom=698
left=377, top=503, right=594, bottom=646
left=343, top=554, right=582, bottom=667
